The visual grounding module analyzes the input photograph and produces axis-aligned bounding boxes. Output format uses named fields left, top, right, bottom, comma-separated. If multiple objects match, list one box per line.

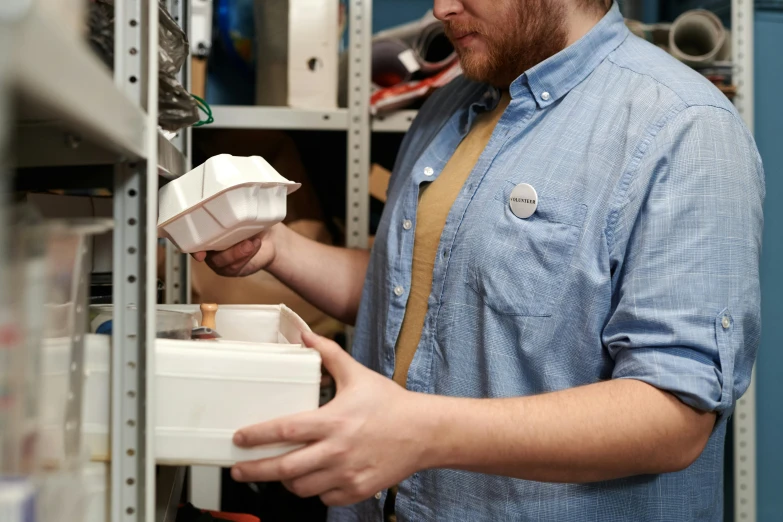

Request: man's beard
left=445, top=0, right=569, bottom=87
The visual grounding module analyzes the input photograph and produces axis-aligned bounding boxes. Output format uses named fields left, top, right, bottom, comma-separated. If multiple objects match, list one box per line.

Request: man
left=194, top=0, right=764, bottom=520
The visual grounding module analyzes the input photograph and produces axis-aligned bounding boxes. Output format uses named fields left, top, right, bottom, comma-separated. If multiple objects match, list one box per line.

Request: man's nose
left=433, top=0, right=465, bottom=21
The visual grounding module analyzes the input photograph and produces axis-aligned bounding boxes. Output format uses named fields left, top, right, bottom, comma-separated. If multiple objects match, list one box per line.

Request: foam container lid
left=157, top=154, right=301, bottom=253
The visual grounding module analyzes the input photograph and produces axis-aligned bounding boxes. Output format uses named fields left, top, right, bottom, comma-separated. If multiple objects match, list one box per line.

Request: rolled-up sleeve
left=603, top=105, right=764, bottom=414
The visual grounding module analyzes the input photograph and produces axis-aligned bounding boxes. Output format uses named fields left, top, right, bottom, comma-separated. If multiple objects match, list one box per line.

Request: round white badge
left=509, top=183, right=538, bottom=219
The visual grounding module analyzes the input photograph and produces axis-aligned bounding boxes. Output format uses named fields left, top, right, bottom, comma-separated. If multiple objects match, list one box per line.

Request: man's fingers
left=234, top=410, right=325, bottom=448
left=320, top=488, right=361, bottom=507
left=301, top=331, right=357, bottom=385
left=207, top=237, right=261, bottom=269
left=191, top=251, right=207, bottom=262
left=282, top=469, right=341, bottom=498
left=231, top=443, right=328, bottom=483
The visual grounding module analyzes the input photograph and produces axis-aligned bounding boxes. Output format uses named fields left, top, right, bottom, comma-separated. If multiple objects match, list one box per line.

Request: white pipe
left=669, top=9, right=730, bottom=67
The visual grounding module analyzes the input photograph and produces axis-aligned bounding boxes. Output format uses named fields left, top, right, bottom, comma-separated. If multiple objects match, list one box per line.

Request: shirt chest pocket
left=466, top=180, right=588, bottom=316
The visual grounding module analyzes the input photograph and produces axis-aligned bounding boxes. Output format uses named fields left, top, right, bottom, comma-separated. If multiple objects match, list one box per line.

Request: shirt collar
left=510, top=2, right=629, bottom=107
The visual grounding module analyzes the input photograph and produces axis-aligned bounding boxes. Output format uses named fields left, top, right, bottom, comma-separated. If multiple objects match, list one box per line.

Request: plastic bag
left=158, top=1, right=200, bottom=130
left=86, top=0, right=200, bottom=131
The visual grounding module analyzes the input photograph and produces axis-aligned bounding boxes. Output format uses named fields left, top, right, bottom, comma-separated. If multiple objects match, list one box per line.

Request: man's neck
left=564, top=4, right=608, bottom=46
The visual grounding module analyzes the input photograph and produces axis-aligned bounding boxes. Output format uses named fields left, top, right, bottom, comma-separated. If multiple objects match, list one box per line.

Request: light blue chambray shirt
left=331, top=4, right=764, bottom=521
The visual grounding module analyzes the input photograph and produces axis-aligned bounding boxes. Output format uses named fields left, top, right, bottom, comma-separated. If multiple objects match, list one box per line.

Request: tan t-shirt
left=392, top=91, right=511, bottom=387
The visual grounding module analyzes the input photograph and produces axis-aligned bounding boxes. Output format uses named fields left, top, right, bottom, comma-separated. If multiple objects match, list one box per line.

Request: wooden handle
left=200, top=303, right=218, bottom=330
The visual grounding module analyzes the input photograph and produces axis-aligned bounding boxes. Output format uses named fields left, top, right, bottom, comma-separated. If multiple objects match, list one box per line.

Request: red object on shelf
left=177, top=503, right=260, bottom=522
left=202, top=510, right=260, bottom=522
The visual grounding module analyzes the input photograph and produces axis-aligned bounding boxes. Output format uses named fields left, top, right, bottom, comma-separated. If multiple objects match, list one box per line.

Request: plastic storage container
left=41, top=305, right=320, bottom=468
left=157, top=155, right=301, bottom=253
left=39, top=334, right=111, bottom=466
left=155, top=339, right=321, bottom=466
left=157, top=303, right=309, bottom=344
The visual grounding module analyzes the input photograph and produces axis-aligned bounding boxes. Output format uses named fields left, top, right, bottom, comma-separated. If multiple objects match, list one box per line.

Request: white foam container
left=40, top=305, right=320, bottom=468
left=157, top=155, right=301, bottom=253
left=155, top=339, right=321, bottom=466
left=158, top=303, right=310, bottom=344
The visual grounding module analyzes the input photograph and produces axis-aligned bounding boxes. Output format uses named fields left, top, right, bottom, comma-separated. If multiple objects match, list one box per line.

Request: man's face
left=435, top=0, right=568, bottom=87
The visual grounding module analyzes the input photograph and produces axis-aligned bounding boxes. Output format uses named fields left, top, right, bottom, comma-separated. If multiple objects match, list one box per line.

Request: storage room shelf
left=207, top=106, right=418, bottom=133
left=13, top=126, right=186, bottom=181
left=372, top=110, right=417, bottom=133
left=8, top=7, right=147, bottom=160
left=209, top=106, right=349, bottom=131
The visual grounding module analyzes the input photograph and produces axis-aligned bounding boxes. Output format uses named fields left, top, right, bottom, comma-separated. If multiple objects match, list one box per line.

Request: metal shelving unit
left=0, top=0, right=757, bottom=519
left=2, top=0, right=190, bottom=520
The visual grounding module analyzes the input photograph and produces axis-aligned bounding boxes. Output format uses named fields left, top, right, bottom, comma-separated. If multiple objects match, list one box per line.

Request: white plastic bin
left=41, top=305, right=320, bottom=468
left=39, top=334, right=111, bottom=467
left=155, top=339, right=321, bottom=466
left=157, top=303, right=310, bottom=344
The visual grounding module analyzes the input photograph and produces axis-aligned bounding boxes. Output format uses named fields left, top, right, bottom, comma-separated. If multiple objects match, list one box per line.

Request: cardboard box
left=370, top=163, right=392, bottom=203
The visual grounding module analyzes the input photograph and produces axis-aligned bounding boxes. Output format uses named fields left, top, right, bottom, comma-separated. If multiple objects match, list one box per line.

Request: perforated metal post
left=112, top=161, right=149, bottom=522
left=346, top=0, right=372, bottom=250
left=164, top=242, right=188, bottom=304
left=112, top=0, right=159, bottom=521
left=732, top=0, right=755, bottom=519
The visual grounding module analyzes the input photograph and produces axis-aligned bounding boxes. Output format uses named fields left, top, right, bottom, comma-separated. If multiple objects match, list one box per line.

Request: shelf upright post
left=112, top=0, right=159, bottom=521
left=343, top=0, right=373, bottom=351
left=732, top=0, right=755, bottom=518
left=168, top=0, right=191, bottom=306
left=346, top=0, right=373, bottom=251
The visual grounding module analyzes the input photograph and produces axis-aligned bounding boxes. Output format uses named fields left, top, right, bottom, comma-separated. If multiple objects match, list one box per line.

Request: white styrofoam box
left=39, top=335, right=111, bottom=466
left=157, top=304, right=310, bottom=344
left=155, top=339, right=321, bottom=466
left=255, top=0, right=339, bottom=109
left=157, top=154, right=301, bottom=254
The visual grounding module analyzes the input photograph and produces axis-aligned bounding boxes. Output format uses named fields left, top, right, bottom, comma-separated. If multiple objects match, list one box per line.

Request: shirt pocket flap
left=469, top=180, right=588, bottom=316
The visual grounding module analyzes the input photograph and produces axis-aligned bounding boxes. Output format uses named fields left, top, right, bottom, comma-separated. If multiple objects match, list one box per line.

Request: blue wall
left=754, top=11, right=783, bottom=521
left=373, top=0, right=432, bottom=32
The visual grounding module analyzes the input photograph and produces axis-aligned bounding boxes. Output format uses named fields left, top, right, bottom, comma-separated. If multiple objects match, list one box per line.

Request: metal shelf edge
left=372, top=110, right=417, bottom=133
left=208, top=106, right=349, bottom=130
left=9, top=8, right=146, bottom=160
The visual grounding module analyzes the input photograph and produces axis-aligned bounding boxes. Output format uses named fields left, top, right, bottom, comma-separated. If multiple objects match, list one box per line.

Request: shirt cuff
left=611, top=345, right=723, bottom=413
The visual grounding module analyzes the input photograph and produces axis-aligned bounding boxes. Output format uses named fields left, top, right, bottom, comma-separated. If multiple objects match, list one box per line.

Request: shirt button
left=423, top=166, right=434, bottom=177
left=541, top=91, right=551, bottom=101
left=394, top=286, right=404, bottom=297
left=403, top=219, right=412, bottom=230
left=375, top=491, right=382, bottom=500
left=722, top=315, right=731, bottom=329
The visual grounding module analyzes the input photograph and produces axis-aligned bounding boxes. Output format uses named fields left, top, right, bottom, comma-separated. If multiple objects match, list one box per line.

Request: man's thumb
left=301, top=330, right=354, bottom=383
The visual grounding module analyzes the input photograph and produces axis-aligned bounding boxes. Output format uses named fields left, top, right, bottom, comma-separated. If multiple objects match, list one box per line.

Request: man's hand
left=191, top=224, right=280, bottom=277
left=230, top=332, right=428, bottom=506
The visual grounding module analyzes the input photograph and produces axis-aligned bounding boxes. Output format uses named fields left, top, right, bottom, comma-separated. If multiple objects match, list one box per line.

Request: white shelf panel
left=372, top=110, right=417, bottom=133
left=209, top=106, right=349, bottom=130
left=9, top=8, right=147, bottom=160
